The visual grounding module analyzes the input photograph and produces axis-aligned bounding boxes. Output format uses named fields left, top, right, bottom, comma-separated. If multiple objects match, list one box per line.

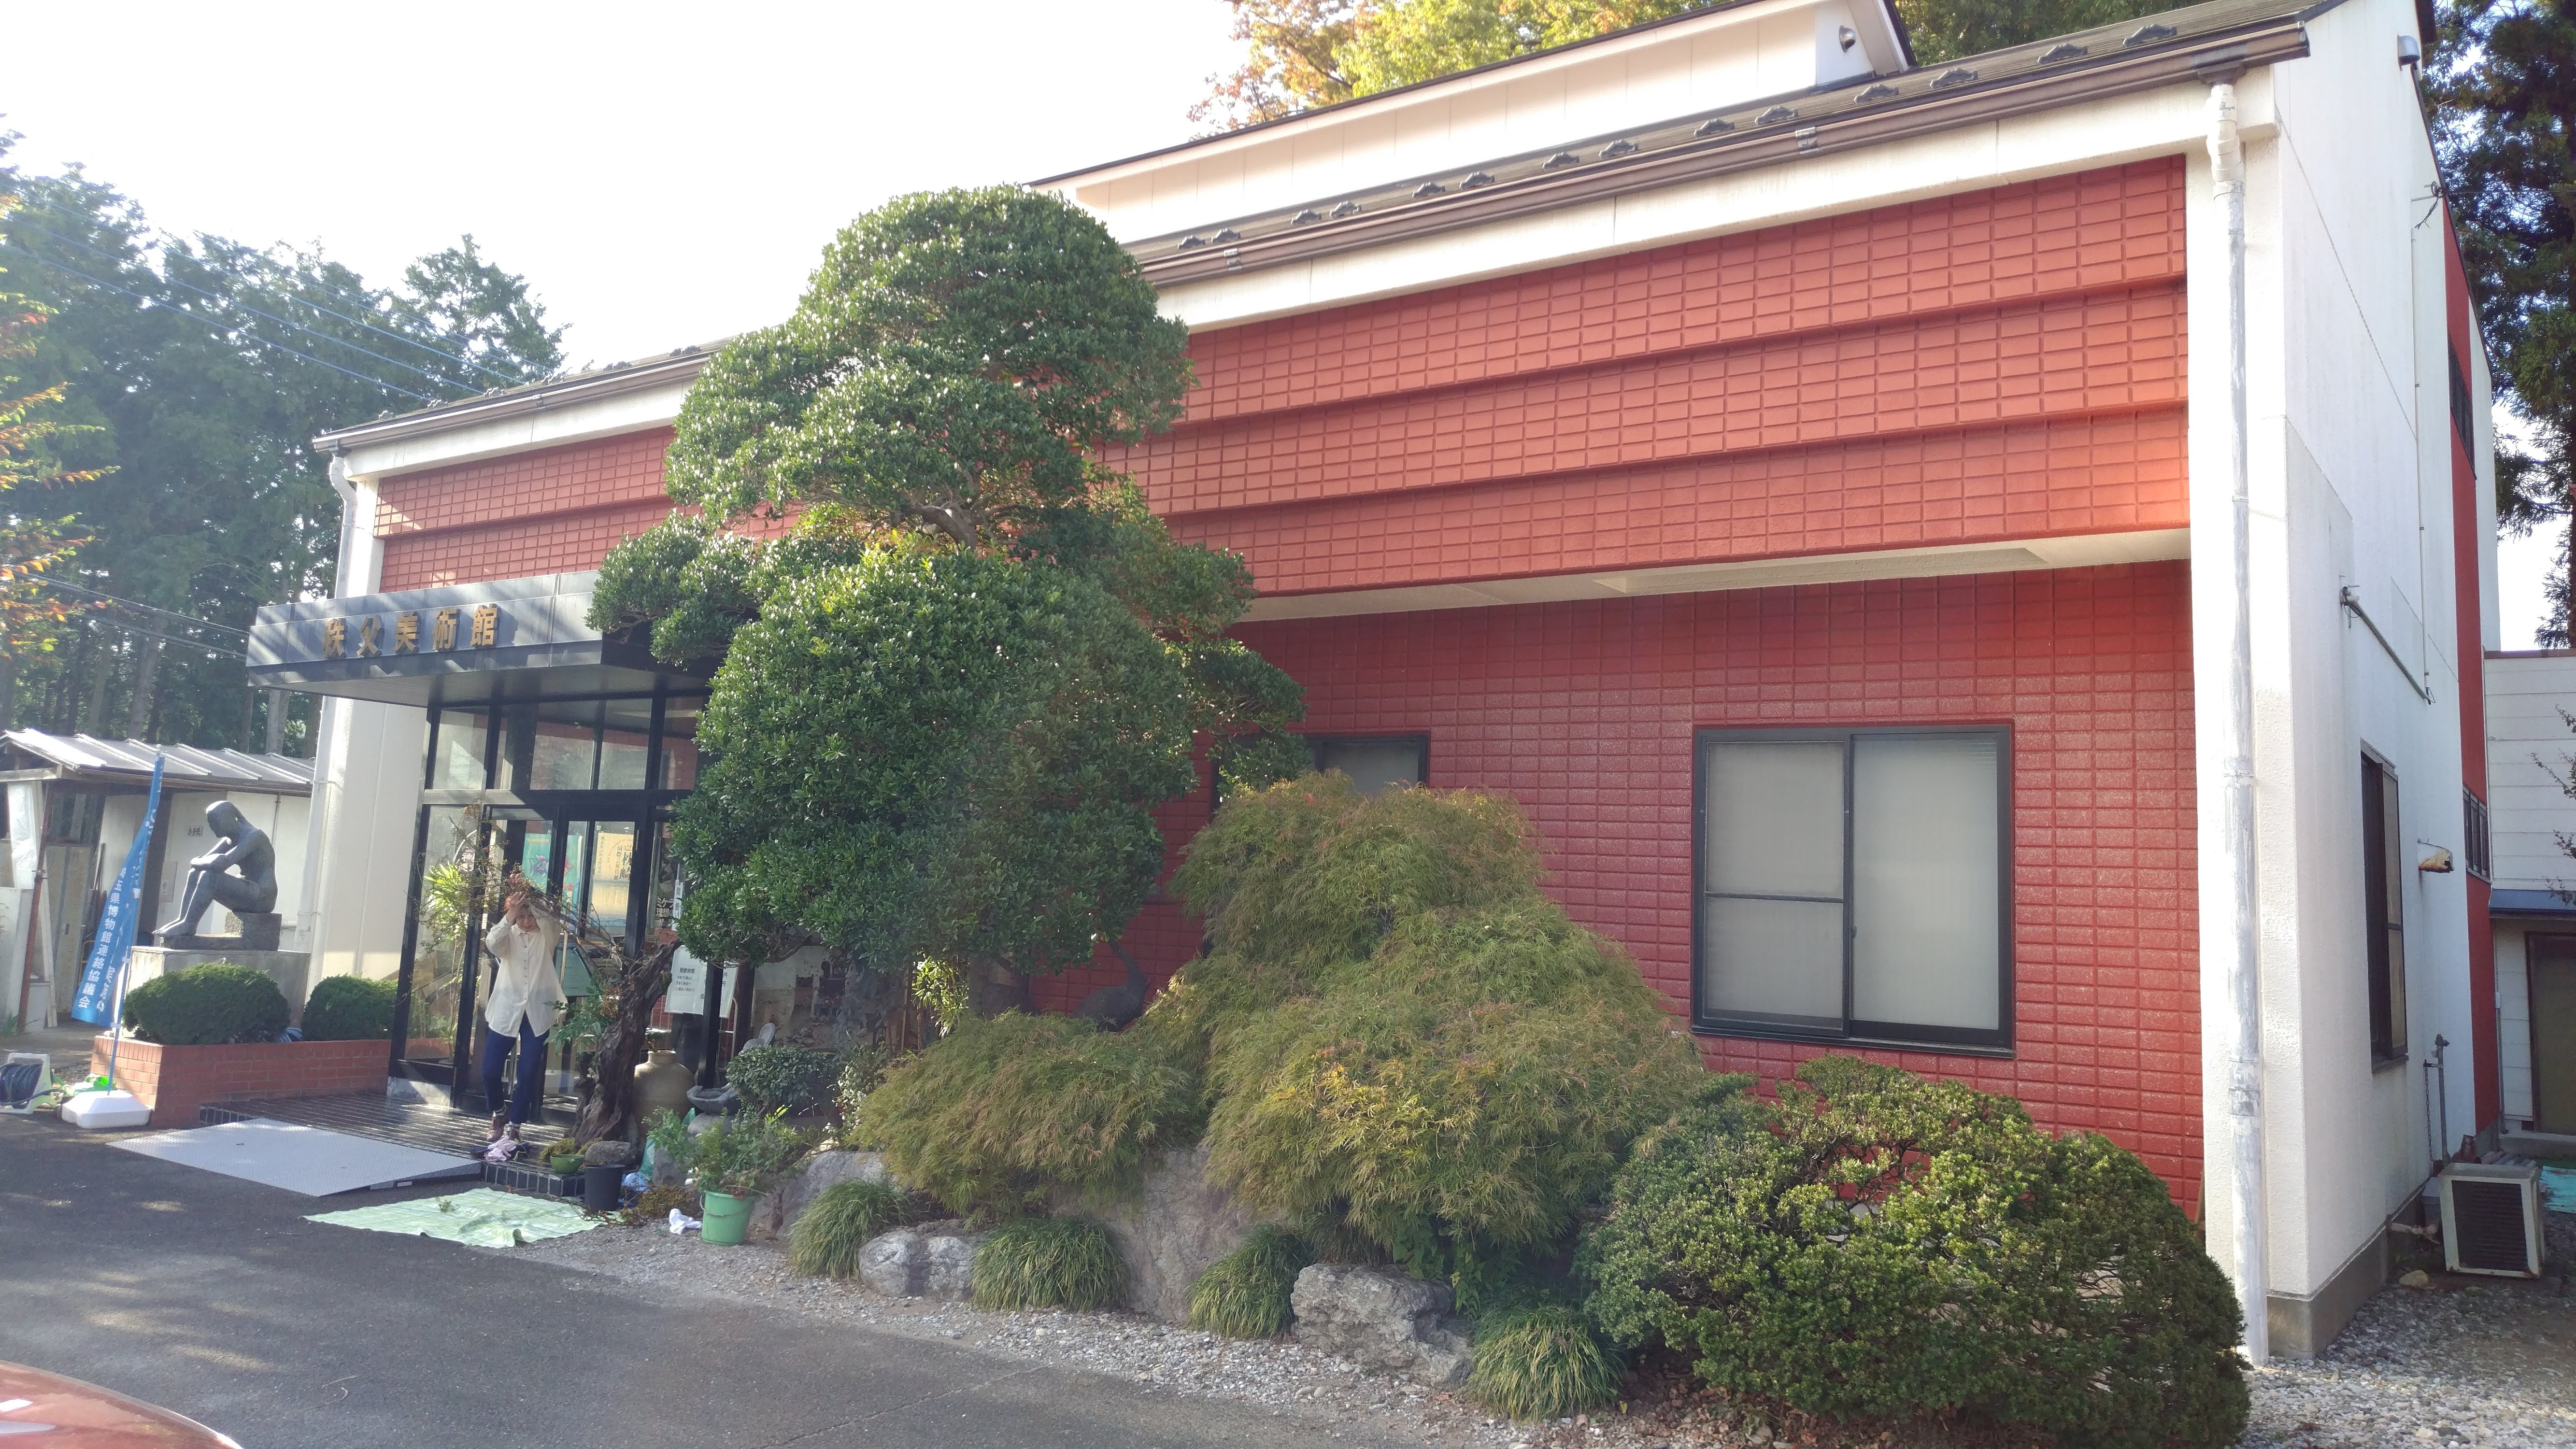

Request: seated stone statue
left=156, top=801, right=279, bottom=947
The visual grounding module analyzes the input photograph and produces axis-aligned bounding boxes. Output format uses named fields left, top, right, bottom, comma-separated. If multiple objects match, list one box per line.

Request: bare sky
left=3, top=0, right=2562, bottom=645
left=1, top=0, right=1240, bottom=365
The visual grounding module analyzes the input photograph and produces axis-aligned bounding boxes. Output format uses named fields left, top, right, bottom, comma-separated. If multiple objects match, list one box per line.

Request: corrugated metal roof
left=4, top=731, right=313, bottom=794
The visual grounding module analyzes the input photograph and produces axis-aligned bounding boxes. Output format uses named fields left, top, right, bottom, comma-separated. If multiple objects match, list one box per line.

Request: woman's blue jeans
left=481, top=1021, right=550, bottom=1127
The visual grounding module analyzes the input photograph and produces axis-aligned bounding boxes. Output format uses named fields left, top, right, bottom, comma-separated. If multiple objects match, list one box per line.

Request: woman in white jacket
left=481, top=877, right=566, bottom=1142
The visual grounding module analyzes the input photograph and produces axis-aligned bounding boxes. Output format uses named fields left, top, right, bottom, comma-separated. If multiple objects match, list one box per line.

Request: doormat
left=308, top=1187, right=601, bottom=1247
left=113, top=1117, right=480, bottom=1196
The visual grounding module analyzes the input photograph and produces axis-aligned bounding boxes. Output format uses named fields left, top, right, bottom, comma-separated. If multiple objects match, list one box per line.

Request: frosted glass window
left=1701, top=897, right=1845, bottom=1022
left=431, top=710, right=489, bottom=790
left=1703, top=742, right=1844, bottom=898
left=1696, top=728, right=2010, bottom=1050
left=1312, top=737, right=1426, bottom=796
left=1852, top=735, right=2001, bottom=1031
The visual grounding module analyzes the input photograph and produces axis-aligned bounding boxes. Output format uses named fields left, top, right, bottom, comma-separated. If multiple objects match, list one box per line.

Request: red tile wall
left=1044, top=562, right=2202, bottom=1205
left=1112, top=158, right=2187, bottom=597
left=376, top=429, right=679, bottom=590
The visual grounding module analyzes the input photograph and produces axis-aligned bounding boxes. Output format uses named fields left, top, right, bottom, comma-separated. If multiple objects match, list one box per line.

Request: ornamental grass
left=1186, top=1223, right=1310, bottom=1339
left=971, top=1216, right=1127, bottom=1312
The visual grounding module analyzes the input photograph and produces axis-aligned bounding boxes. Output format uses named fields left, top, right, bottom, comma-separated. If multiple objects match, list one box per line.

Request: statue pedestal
left=126, top=945, right=313, bottom=1025
left=160, top=911, right=281, bottom=952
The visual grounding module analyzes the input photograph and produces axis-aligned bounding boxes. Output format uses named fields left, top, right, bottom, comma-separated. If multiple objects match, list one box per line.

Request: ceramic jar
left=634, top=1049, right=693, bottom=1122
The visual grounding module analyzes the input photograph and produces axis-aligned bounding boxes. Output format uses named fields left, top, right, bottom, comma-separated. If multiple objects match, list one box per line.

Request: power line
left=7, top=250, right=440, bottom=403
left=2, top=227, right=473, bottom=397
left=78, top=614, right=240, bottom=655
left=8, top=218, right=527, bottom=388
left=32, top=579, right=248, bottom=638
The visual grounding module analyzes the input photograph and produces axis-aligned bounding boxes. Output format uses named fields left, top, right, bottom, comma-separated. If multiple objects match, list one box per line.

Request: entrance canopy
left=247, top=572, right=704, bottom=707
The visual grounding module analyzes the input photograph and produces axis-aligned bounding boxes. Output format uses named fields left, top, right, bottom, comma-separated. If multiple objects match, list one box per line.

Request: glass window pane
left=598, top=729, right=650, bottom=791
left=660, top=703, right=701, bottom=792
left=1703, top=741, right=1844, bottom=899
left=403, top=805, right=484, bottom=1067
left=1851, top=734, right=2001, bottom=1031
left=530, top=721, right=596, bottom=790
left=1314, top=738, right=1424, bottom=796
left=589, top=822, right=635, bottom=938
left=431, top=710, right=489, bottom=790
left=1701, top=896, right=1845, bottom=1023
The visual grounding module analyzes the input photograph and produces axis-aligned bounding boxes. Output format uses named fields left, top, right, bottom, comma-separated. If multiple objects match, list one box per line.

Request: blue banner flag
left=68, top=756, right=164, bottom=1027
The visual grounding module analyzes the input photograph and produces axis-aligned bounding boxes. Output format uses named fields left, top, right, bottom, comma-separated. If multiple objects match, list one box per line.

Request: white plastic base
left=60, top=1088, right=152, bottom=1130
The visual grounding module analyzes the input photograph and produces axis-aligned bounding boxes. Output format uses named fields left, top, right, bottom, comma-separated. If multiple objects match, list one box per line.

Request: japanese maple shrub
left=1580, top=1055, right=2249, bottom=1449
left=1170, top=776, right=1711, bottom=1306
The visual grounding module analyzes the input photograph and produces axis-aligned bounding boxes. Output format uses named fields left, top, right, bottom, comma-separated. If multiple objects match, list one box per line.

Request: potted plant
left=691, top=1108, right=809, bottom=1246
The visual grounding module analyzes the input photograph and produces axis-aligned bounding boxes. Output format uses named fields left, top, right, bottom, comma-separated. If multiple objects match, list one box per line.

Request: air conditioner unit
left=2437, top=1162, right=2544, bottom=1278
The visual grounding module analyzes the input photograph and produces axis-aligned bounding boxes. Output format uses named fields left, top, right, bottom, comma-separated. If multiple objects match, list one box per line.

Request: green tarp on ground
left=307, top=1187, right=602, bottom=1247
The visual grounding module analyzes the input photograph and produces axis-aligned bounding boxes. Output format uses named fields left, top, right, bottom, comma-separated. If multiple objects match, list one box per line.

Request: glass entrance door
left=393, top=692, right=695, bottom=1107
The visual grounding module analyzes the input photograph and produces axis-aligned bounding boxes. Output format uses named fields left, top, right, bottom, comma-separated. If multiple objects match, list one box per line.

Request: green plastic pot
left=699, top=1188, right=753, bottom=1246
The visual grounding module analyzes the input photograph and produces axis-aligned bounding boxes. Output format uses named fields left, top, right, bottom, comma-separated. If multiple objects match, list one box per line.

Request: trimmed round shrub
left=1467, top=1304, right=1623, bottom=1421
left=1580, top=1056, right=2249, bottom=1449
left=1188, top=1223, right=1309, bottom=1338
left=300, top=974, right=396, bottom=1041
left=790, top=1178, right=917, bottom=1279
left=860, top=1010, right=1197, bottom=1214
left=726, top=1044, right=841, bottom=1115
left=122, top=963, right=288, bottom=1046
left=971, top=1216, right=1127, bottom=1311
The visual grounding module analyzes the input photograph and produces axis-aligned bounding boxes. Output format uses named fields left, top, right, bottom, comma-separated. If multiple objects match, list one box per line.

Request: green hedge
left=301, top=975, right=397, bottom=1041
left=122, top=963, right=288, bottom=1046
left=1580, top=1056, right=2249, bottom=1449
left=725, top=1044, right=841, bottom=1115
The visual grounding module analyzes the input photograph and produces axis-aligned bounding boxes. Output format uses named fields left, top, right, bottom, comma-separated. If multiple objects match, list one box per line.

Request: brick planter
left=90, top=1035, right=387, bottom=1129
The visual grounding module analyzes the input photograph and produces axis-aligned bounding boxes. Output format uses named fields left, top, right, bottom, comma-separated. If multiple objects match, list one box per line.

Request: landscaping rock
left=1288, top=1264, right=1471, bottom=1389
left=749, top=1149, right=892, bottom=1243
left=859, top=1228, right=926, bottom=1296
left=922, top=1231, right=985, bottom=1301
left=581, top=1139, right=637, bottom=1168
left=1073, top=1142, right=1270, bottom=1323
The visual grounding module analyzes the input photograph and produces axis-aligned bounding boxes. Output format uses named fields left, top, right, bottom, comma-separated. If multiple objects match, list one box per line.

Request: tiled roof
left=1128, top=0, right=2325, bottom=284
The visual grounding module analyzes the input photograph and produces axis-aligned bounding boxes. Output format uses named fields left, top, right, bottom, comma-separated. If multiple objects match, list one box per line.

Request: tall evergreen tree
left=2435, top=0, right=2576, bottom=641
left=0, top=137, right=564, bottom=748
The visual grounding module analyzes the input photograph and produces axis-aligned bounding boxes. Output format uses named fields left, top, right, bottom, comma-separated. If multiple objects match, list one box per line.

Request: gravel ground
left=520, top=1215, right=2576, bottom=1449
left=2237, top=1213, right=2576, bottom=1449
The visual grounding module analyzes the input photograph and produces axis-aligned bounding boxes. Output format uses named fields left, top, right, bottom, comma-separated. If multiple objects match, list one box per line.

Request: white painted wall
left=1052, top=0, right=1893, bottom=243
left=2189, top=0, right=2482, bottom=1324
left=2479, top=650, right=2576, bottom=1128
left=2483, top=651, right=2576, bottom=892
left=299, top=464, right=430, bottom=993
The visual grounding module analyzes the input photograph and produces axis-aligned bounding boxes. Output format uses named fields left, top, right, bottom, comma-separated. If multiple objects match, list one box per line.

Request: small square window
left=1311, top=735, right=1428, bottom=795
left=1694, top=726, right=2012, bottom=1051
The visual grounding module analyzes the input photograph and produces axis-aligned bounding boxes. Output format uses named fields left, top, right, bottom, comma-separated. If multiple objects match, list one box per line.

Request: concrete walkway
left=0, top=1116, right=1417, bottom=1449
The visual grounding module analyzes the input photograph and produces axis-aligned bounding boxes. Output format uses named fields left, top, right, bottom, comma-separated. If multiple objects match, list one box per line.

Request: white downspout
left=2208, top=77, right=2270, bottom=1366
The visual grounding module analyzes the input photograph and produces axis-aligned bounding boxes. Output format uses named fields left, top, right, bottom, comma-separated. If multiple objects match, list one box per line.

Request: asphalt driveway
left=0, top=1115, right=1408, bottom=1449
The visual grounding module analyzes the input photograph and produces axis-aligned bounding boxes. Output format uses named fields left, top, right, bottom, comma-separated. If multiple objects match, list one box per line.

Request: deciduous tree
left=1193, top=0, right=2170, bottom=128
